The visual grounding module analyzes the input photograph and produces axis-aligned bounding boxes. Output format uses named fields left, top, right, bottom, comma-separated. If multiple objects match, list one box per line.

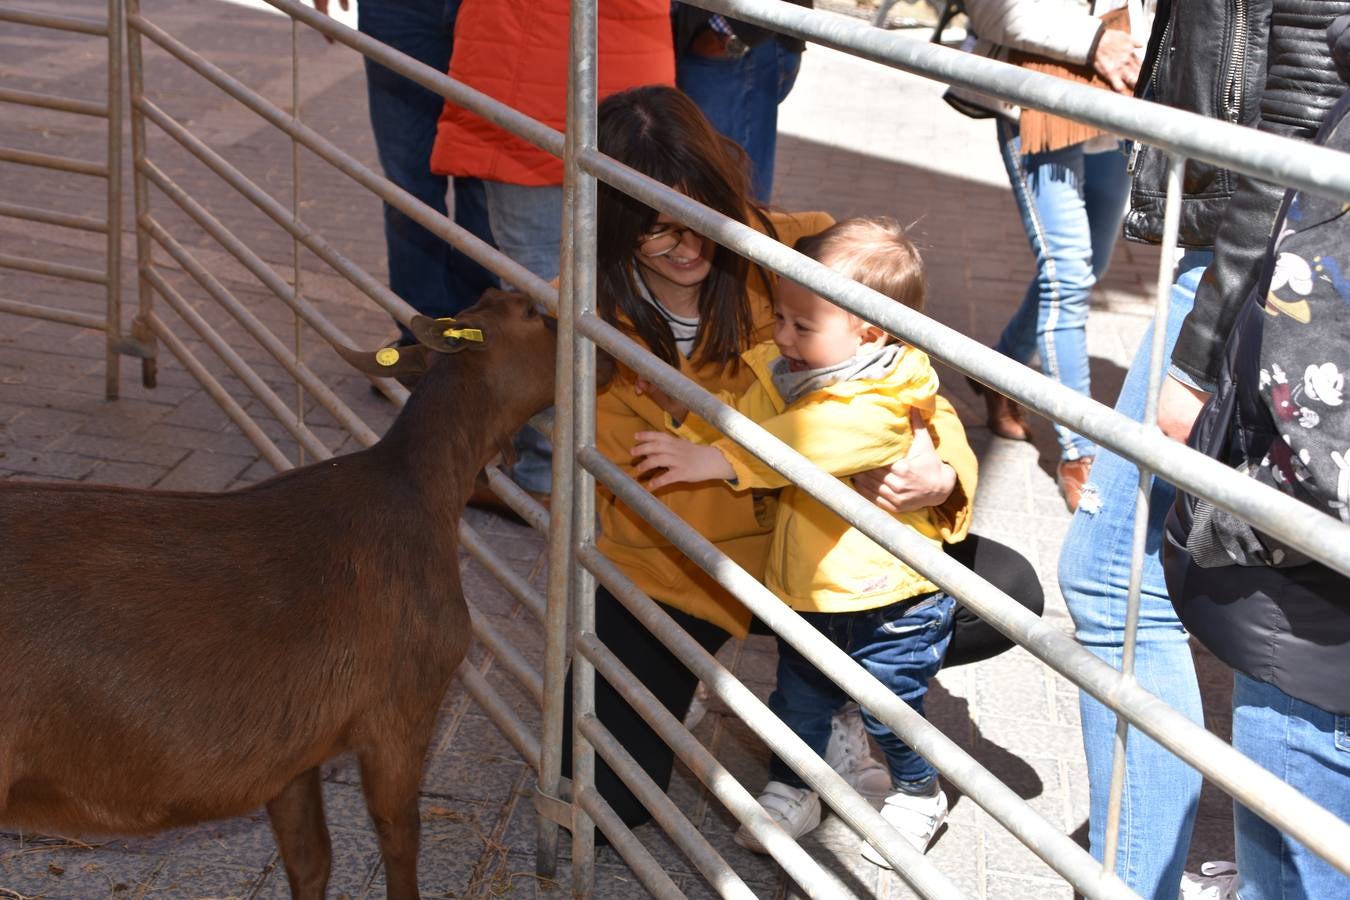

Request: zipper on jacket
left=1128, top=10, right=1175, bottom=175
left=1222, top=0, right=1250, bottom=122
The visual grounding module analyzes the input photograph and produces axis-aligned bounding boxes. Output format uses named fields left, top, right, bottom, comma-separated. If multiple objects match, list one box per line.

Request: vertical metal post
left=536, top=0, right=590, bottom=877
left=124, top=0, right=157, bottom=389
left=568, top=0, right=599, bottom=895
left=291, top=15, right=306, bottom=464
left=104, top=0, right=124, bottom=399
left=1101, top=152, right=1187, bottom=876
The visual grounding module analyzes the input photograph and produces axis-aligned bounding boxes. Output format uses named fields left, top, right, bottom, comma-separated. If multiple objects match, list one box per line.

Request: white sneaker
left=825, top=703, right=893, bottom=803
left=1180, top=861, right=1239, bottom=900
left=860, top=787, right=949, bottom=867
left=734, top=781, right=822, bottom=854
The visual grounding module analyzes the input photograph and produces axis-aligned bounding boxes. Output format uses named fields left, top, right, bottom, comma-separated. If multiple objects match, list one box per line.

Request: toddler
left=631, top=217, right=963, bottom=865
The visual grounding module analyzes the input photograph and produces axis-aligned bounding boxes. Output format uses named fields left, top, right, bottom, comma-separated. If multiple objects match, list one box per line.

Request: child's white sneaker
left=824, top=703, right=893, bottom=803
left=734, top=781, right=822, bottom=854
left=1179, top=861, right=1239, bottom=900
left=860, top=786, right=948, bottom=867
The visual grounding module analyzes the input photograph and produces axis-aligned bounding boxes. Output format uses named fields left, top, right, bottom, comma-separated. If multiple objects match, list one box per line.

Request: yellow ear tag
left=441, top=327, right=484, bottom=342
left=375, top=347, right=400, bottom=367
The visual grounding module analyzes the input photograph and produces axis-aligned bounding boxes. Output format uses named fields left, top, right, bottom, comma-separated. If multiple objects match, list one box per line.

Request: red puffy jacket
left=430, top=0, right=675, bottom=186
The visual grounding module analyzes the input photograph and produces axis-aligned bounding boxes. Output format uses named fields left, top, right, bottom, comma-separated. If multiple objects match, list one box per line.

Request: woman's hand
left=634, top=377, right=690, bottom=424
left=632, top=431, right=734, bottom=489
left=852, top=410, right=957, bottom=514
left=1092, top=29, right=1143, bottom=94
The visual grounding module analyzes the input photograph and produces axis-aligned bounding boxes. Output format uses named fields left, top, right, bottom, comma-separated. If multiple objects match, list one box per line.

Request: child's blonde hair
left=793, top=216, right=925, bottom=314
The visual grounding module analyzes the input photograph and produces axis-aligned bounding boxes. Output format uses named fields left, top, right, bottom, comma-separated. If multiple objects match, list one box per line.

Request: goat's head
left=338, top=289, right=614, bottom=426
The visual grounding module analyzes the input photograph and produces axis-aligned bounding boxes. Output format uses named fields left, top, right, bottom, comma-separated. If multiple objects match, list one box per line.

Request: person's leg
left=1231, top=672, right=1350, bottom=900
left=1082, top=145, right=1130, bottom=282
left=1057, top=251, right=1212, bottom=900
left=736, top=41, right=802, bottom=203
left=560, top=585, right=730, bottom=828
left=851, top=593, right=956, bottom=790
left=941, top=535, right=1046, bottom=668
left=357, top=0, right=494, bottom=335
left=768, top=619, right=850, bottom=788
left=993, top=123, right=1097, bottom=462
left=676, top=50, right=756, bottom=188
left=482, top=181, right=564, bottom=493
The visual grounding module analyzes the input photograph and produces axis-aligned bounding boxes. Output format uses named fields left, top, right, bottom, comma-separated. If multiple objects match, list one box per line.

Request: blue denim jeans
left=483, top=181, right=564, bottom=494
left=994, top=121, right=1131, bottom=461
left=1058, top=251, right=1212, bottom=899
left=676, top=40, right=803, bottom=203
left=1232, top=672, right=1350, bottom=900
left=769, top=592, right=956, bottom=791
left=358, top=0, right=496, bottom=340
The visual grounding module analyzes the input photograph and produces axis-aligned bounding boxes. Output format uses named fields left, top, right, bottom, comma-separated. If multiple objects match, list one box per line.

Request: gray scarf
left=770, top=344, right=904, bottom=406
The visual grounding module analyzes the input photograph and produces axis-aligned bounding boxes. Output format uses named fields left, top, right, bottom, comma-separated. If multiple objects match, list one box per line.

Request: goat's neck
left=377, top=360, right=518, bottom=518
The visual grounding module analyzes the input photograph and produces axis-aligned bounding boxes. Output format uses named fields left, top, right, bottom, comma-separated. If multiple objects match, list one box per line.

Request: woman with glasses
left=559, top=85, right=1044, bottom=833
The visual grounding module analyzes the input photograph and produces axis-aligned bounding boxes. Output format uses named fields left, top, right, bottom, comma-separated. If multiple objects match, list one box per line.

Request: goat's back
left=0, top=459, right=469, bottom=835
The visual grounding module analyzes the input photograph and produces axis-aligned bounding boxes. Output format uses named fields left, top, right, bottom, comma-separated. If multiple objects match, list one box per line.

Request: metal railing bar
left=456, top=664, right=542, bottom=772
left=577, top=310, right=1350, bottom=878
left=133, top=97, right=414, bottom=382
left=561, top=1, right=602, bottom=888
left=0, top=147, right=108, bottom=178
left=574, top=157, right=1350, bottom=577
left=137, top=208, right=384, bottom=447
left=576, top=634, right=863, bottom=899
left=484, top=464, right=550, bottom=533
left=0, top=297, right=105, bottom=331
left=141, top=266, right=333, bottom=461
left=574, top=708, right=759, bottom=900
left=258, top=0, right=563, bottom=165
left=690, top=0, right=1350, bottom=203
left=0, top=201, right=108, bottom=233
left=0, top=87, right=108, bottom=118
left=459, top=524, right=548, bottom=624
left=126, top=12, right=557, bottom=316
left=144, top=312, right=291, bottom=471
left=572, top=784, right=687, bottom=899
left=1104, top=153, right=1187, bottom=875
left=470, top=610, right=544, bottom=707
left=0, top=253, right=107, bottom=285
left=0, top=6, right=107, bottom=35
left=105, top=0, right=126, bottom=400
left=578, top=451, right=1135, bottom=899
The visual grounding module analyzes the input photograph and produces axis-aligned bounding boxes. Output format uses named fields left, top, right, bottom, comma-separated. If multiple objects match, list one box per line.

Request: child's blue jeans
left=769, top=591, right=956, bottom=792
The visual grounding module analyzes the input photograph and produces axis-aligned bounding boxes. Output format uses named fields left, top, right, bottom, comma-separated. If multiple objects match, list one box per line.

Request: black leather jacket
left=1125, top=0, right=1350, bottom=390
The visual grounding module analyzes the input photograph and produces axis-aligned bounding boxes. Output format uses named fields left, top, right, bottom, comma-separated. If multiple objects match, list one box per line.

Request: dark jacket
left=1165, top=0, right=1350, bottom=389
left=1164, top=87, right=1350, bottom=715
left=1124, top=0, right=1273, bottom=247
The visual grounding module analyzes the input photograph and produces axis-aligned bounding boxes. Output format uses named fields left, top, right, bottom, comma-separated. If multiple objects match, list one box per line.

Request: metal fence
left=6, top=0, right=1350, bottom=896
left=0, top=0, right=131, bottom=398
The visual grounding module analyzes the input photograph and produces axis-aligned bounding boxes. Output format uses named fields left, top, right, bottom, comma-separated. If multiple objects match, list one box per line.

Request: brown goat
left=0, top=289, right=560, bottom=899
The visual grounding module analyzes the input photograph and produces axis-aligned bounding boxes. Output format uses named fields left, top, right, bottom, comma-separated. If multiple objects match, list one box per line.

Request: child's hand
left=631, top=431, right=734, bottom=489
left=633, top=377, right=689, bottom=423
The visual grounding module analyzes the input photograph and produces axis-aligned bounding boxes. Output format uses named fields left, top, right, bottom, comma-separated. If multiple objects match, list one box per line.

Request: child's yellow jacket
left=679, top=340, right=973, bottom=613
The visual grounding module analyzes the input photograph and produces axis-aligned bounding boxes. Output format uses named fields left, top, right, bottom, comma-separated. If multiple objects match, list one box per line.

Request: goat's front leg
left=265, top=766, right=332, bottom=900
left=359, top=740, right=429, bottom=900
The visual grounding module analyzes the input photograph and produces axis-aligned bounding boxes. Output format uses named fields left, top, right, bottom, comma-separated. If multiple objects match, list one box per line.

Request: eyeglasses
left=637, top=224, right=697, bottom=258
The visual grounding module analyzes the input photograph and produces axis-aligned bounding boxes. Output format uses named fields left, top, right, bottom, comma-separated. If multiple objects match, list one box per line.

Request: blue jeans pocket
left=877, top=593, right=952, bottom=637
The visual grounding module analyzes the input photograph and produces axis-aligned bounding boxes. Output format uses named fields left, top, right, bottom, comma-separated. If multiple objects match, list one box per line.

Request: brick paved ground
left=1, top=2, right=1234, bottom=897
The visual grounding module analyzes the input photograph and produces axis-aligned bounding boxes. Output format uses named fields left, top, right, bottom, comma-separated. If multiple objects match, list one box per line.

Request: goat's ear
left=332, top=341, right=432, bottom=378
left=409, top=315, right=484, bottom=354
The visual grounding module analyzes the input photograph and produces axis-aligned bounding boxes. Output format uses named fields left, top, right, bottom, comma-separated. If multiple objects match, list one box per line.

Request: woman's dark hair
left=595, top=85, right=776, bottom=369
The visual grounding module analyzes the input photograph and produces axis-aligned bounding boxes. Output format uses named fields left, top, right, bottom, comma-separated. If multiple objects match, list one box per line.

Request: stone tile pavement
left=1, top=2, right=1234, bottom=897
